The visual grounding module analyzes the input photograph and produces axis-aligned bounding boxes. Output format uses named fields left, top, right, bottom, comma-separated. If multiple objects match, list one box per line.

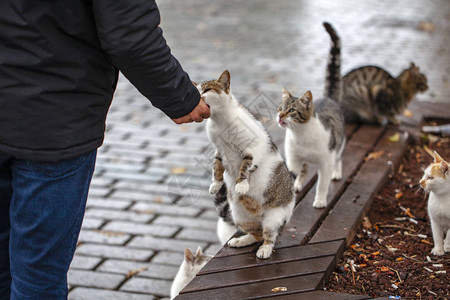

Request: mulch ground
left=326, top=126, right=450, bottom=299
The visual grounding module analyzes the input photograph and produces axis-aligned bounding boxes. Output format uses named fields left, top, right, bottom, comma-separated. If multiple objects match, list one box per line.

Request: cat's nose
left=419, top=179, right=426, bottom=188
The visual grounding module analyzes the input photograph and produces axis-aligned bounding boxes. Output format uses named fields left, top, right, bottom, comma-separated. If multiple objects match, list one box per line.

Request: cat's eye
left=202, top=88, right=212, bottom=94
left=427, top=176, right=434, bottom=180
left=289, top=108, right=295, bottom=113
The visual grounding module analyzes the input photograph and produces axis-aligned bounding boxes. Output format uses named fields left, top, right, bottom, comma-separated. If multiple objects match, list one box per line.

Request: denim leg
left=0, top=155, right=12, bottom=300
left=9, top=150, right=96, bottom=300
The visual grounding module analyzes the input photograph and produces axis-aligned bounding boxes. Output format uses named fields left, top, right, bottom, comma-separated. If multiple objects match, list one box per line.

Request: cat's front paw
left=228, top=234, right=257, bottom=248
left=209, top=181, right=223, bottom=194
left=431, top=247, right=444, bottom=256
left=294, top=181, right=303, bottom=193
left=331, top=171, right=342, bottom=181
left=256, top=244, right=273, bottom=259
left=312, top=197, right=327, bottom=208
left=444, top=244, right=450, bottom=253
left=235, top=181, right=249, bottom=195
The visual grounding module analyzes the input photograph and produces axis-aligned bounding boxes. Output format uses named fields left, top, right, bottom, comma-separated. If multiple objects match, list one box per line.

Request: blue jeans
left=0, top=150, right=96, bottom=300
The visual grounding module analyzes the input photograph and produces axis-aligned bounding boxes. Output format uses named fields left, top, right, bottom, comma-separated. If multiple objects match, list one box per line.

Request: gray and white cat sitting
left=277, top=22, right=346, bottom=208
left=420, top=151, right=450, bottom=256
left=170, top=247, right=212, bottom=299
left=194, top=70, right=294, bottom=259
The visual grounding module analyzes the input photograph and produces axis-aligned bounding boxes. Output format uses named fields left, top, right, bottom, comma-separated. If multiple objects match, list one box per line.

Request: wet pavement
left=67, top=1, right=450, bottom=299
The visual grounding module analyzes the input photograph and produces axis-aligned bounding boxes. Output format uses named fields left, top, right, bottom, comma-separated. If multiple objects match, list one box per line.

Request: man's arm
left=92, top=0, right=204, bottom=121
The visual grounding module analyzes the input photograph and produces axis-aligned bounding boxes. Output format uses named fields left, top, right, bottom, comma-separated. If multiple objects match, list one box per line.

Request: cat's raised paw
left=209, top=181, right=223, bottom=194
left=431, top=247, right=444, bottom=256
left=235, top=181, right=249, bottom=195
left=256, top=244, right=273, bottom=259
left=312, top=198, right=327, bottom=208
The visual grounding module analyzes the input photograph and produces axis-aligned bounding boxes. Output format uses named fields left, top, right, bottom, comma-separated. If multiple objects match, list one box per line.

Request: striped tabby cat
left=277, top=22, right=346, bottom=209
left=194, top=70, right=294, bottom=259
left=341, top=63, right=428, bottom=125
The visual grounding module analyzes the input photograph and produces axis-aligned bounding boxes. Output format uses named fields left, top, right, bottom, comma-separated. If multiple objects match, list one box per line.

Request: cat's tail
left=323, top=22, right=342, bottom=102
left=214, top=183, right=234, bottom=226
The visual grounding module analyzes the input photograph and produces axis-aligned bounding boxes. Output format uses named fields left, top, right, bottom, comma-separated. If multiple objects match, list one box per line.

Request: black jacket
left=0, top=0, right=200, bottom=161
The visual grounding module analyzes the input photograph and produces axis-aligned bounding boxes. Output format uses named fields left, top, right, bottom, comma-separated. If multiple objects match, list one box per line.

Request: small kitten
left=341, top=63, right=428, bottom=125
left=419, top=151, right=450, bottom=256
left=277, top=22, right=346, bottom=208
left=195, top=70, right=294, bottom=259
left=214, top=184, right=238, bottom=245
left=170, top=247, right=212, bottom=299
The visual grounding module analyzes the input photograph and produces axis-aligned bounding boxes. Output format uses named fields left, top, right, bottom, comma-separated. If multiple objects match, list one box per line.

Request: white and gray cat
left=194, top=70, right=294, bottom=259
left=170, top=247, right=212, bottom=299
left=420, top=151, right=450, bottom=256
left=277, top=22, right=346, bottom=208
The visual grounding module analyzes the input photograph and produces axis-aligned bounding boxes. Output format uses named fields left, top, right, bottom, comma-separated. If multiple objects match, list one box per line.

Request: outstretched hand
left=171, top=99, right=210, bottom=124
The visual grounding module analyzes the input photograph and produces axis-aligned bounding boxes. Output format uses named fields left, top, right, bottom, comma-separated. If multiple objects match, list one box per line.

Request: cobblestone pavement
left=68, top=1, right=449, bottom=299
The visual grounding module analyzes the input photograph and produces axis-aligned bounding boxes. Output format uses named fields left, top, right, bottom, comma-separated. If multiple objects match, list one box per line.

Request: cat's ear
left=195, top=246, right=203, bottom=257
left=184, top=248, right=195, bottom=263
left=191, top=80, right=198, bottom=86
left=433, top=151, right=444, bottom=163
left=299, top=90, right=313, bottom=110
left=409, top=62, right=419, bottom=73
left=218, top=70, right=231, bottom=92
left=440, top=162, right=449, bottom=176
left=282, top=86, right=292, bottom=101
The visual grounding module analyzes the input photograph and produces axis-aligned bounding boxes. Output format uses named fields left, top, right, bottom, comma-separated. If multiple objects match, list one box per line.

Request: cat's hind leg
left=332, top=144, right=345, bottom=181
left=313, top=160, right=333, bottom=208
left=257, top=204, right=293, bottom=259
left=444, top=228, right=450, bottom=253
left=430, top=217, right=445, bottom=256
left=287, top=158, right=308, bottom=193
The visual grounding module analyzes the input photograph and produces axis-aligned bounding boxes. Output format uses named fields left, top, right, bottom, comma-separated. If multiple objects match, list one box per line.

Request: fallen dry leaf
left=418, top=21, right=435, bottom=32
left=170, top=167, right=187, bottom=175
left=126, top=267, right=148, bottom=278
left=365, top=151, right=385, bottom=161
left=388, top=133, right=400, bottom=143
left=403, top=109, right=414, bottom=117
left=271, top=287, right=287, bottom=292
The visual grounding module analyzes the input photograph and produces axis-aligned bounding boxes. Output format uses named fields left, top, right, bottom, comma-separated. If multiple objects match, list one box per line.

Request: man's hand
left=171, top=100, right=210, bottom=124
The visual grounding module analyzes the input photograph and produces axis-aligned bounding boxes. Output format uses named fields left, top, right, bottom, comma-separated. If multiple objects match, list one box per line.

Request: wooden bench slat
left=176, top=273, right=323, bottom=300
left=183, top=256, right=333, bottom=293
left=255, top=290, right=370, bottom=300
left=199, top=240, right=344, bottom=275
left=309, top=128, right=408, bottom=245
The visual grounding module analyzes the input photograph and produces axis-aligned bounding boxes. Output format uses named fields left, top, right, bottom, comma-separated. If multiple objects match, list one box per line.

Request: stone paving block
left=102, top=221, right=179, bottom=237
left=151, top=251, right=184, bottom=266
left=175, top=228, right=219, bottom=244
left=85, top=208, right=154, bottom=223
left=110, top=189, right=163, bottom=202
left=78, top=229, right=131, bottom=246
left=130, top=202, right=201, bottom=217
left=96, top=153, right=149, bottom=164
left=205, top=243, right=223, bottom=256
left=87, top=187, right=111, bottom=198
left=97, top=260, right=179, bottom=280
left=70, top=255, right=102, bottom=270
left=81, top=218, right=105, bottom=230
left=95, top=162, right=145, bottom=173
left=127, top=236, right=208, bottom=252
left=86, top=198, right=132, bottom=210
left=120, top=277, right=172, bottom=297
left=90, top=177, right=114, bottom=188
left=75, top=244, right=154, bottom=261
left=69, top=287, right=155, bottom=300
left=68, top=269, right=125, bottom=289
left=102, top=170, right=164, bottom=183
left=199, top=209, right=219, bottom=220
left=153, top=215, right=217, bottom=230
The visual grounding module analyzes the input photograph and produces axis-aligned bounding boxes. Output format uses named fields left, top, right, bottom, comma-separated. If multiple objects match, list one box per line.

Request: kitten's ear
left=184, top=248, right=195, bottom=263
left=299, top=90, right=313, bottom=110
left=218, top=70, right=231, bottom=92
left=440, top=162, right=449, bottom=175
left=282, top=86, right=292, bottom=101
left=409, top=62, right=419, bottom=73
left=195, top=246, right=203, bottom=257
left=191, top=81, right=198, bottom=86
left=433, top=151, right=444, bottom=163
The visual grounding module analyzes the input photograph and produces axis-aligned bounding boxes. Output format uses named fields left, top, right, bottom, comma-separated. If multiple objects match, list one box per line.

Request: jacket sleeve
left=92, top=0, right=200, bottom=119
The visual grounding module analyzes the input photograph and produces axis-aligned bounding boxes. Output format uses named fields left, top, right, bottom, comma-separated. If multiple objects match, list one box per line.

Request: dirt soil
left=326, top=128, right=450, bottom=299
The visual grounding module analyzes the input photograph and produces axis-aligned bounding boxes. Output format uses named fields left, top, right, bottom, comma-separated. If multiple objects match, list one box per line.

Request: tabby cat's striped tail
left=323, top=22, right=342, bottom=102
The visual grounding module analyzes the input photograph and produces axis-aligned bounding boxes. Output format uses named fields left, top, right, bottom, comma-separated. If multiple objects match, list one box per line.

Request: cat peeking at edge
left=193, top=70, right=295, bottom=259
left=277, top=22, right=346, bottom=209
left=420, top=151, right=450, bottom=256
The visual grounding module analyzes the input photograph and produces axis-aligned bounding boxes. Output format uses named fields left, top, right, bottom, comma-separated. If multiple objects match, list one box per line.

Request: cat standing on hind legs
left=195, top=70, right=294, bottom=259
left=277, top=22, right=346, bottom=208
left=420, top=151, right=450, bottom=256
